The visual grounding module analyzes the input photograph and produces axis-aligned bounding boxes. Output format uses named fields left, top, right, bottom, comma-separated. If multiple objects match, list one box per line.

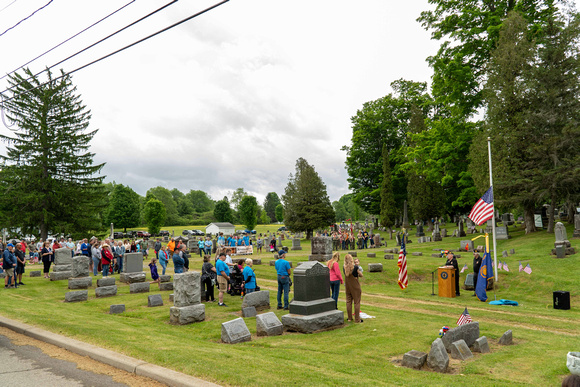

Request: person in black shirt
left=472, top=252, right=482, bottom=296
left=445, top=252, right=460, bottom=296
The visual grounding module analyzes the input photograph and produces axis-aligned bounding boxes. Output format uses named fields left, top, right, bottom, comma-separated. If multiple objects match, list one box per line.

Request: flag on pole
left=524, top=263, right=532, bottom=274
left=460, top=264, right=468, bottom=273
left=476, top=248, right=494, bottom=302
left=519, top=261, right=523, bottom=272
left=397, top=236, right=408, bottom=289
left=503, top=261, right=509, bottom=272
left=468, top=187, right=494, bottom=225
left=457, top=308, right=473, bottom=326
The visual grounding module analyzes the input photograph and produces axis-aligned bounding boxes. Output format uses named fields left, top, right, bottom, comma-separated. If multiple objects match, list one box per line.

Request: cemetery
left=0, top=221, right=578, bottom=386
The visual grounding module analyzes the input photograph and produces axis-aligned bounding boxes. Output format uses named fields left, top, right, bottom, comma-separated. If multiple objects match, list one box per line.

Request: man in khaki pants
left=216, top=252, right=230, bottom=307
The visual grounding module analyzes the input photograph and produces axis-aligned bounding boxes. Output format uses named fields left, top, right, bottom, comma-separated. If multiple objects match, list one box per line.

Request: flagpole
left=487, top=137, right=498, bottom=282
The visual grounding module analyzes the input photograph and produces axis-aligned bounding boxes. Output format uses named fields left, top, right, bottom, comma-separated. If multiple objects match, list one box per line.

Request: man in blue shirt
left=242, top=233, right=250, bottom=246
left=80, top=238, right=90, bottom=256
left=3, top=243, right=17, bottom=288
left=275, top=250, right=292, bottom=310
left=216, top=252, right=230, bottom=306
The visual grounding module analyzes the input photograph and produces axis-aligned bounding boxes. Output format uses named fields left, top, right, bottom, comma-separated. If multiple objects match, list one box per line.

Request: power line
left=0, top=0, right=230, bottom=105
left=0, top=0, right=137, bottom=81
left=0, top=0, right=19, bottom=14
left=2, top=0, right=179, bottom=95
left=0, top=0, right=53, bottom=38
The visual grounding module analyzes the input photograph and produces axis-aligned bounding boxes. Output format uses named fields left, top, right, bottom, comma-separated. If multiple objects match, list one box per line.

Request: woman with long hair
left=41, top=241, right=52, bottom=278
left=343, top=253, right=363, bottom=323
left=327, top=252, right=343, bottom=309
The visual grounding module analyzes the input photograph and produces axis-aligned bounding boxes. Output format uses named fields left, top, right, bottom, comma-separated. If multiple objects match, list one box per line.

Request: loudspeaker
left=553, top=291, right=570, bottom=310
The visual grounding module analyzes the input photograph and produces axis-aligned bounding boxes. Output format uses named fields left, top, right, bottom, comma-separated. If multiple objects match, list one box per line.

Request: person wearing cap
left=101, top=243, right=114, bottom=277
left=216, top=252, right=230, bottom=306
left=445, top=251, right=460, bottom=296
left=3, top=243, right=17, bottom=288
left=472, top=251, right=482, bottom=296
left=275, top=250, right=292, bottom=310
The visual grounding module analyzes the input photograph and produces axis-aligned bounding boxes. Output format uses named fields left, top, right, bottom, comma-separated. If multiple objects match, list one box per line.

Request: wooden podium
left=438, top=266, right=456, bottom=298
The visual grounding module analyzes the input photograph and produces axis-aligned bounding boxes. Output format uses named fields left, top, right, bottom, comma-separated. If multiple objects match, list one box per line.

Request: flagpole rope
left=487, top=137, right=499, bottom=284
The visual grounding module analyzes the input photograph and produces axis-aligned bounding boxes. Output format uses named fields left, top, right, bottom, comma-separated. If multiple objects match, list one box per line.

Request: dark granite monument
left=308, top=236, right=333, bottom=262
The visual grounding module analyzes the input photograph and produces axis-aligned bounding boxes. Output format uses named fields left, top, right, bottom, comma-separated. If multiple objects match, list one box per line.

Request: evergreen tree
left=0, top=68, right=105, bottom=239
left=143, top=198, right=166, bottom=235
left=214, top=198, right=234, bottom=223
left=282, top=158, right=335, bottom=239
left=239, top=195, right=258, bottom=230
left=275, top=204, right=284, bottom=223
left=107, top=184, right=141, bottom=232
left=263, top=192, right=281, bottom=223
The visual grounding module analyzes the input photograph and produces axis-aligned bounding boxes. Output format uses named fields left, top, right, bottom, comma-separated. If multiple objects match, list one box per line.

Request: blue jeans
left=117, top=256, right=124, bottom=273
left=199, top=248, right=204, bottom=257
left=330, top=280, right=340, bottom=309
left=277, top=274, right=290, bottom=309
left=160, top=260, right=167, bottom=275
left=102, top=264, right=109, bottom=277
left=205, top=247, right=212, bottom=255
left=92, top=256, right=100, bottom=276
left=245, top=288, right=255, bottom=294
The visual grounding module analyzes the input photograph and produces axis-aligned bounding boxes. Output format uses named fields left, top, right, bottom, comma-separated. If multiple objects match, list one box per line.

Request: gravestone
left=450, top=339, right=473, bottom=360
left=130, top=282, right=150, bottom=294
left=291, top=238, right=302, bottom=251
left=368, top=263, right=383, bottom=272
left=54, top=248, right=73, bottom=266
left=221, top=318, right=251, bottom=344
left=486, top=219, right=494, bottom=234
left=567, top=352, right=580, bottom=375
left=411, top=252, right=422, bottom=256
left=65, top=290, right=88, bottom=303
left=402, top=350, right=427, bottom=370
left=373, top=234, right=381, bottom=247
left=472, top=336, right=490, bottom=353
left=281, top=261, right=343, bottom=333
left=95, top=285, right=117, bottom=298
left=308, top=236, right=333, bottom=262
left=416, top=224, right=425, bottom=237
left=148, top=294, right=163, bottom=307
left=495, top=226, right=511, bottom=240
left=403, top=200, right=410, bottom=228
left=242, top=306, right=257, bottom=318
left=120, top=272, right=146, bottom=284
left=427, top=338, right=449, bottom=373
left=464, top=273, right=475, bottom=290
left=278, top=236, right=283, bottom=248
left=441, top=322, right=479, bottom=351
left=256, top=312, right=284, bottom=337
left=241, top=290, right=270, bottom=310
left=460, top=240, right=474, bottom=251
left=71, top=256, right=90, bottom=278
left=123, top=252, right=144, bottom=273
left=97, top=277, right=115, bottom=287
left=574, top=214, right=580, bottom=238
left=68, top=277, right=92, bottom=290
left=348, top=251, right=357, bottom=257
left=433, top=223, right=442, bottom=242
left=554, top=222, right=571, bottom=248
left=51, top=248, right=72, bottom=281
left=556, top=245, right=566, bottom=258
left=29, top=271, right=41, bottom=277
left=50, top=271, right=71, bottom=281
left=510, top=248, right=515, bottom=255
left=384, top=254, right=394, bottom=260
left=367, top=253, right=376, bottom=258
left=502, top=250, right=508, bottom=258
left=499, top=329, right=513, bottom=345
left=159, top=275, right=171, bottom=283
left=110, top=304, right=125, bottom=314
left=441, top=228, right=447, bottom=238
left=170, top=272, right=205, bottom=324
left=458, top=221, right=466, bottom=237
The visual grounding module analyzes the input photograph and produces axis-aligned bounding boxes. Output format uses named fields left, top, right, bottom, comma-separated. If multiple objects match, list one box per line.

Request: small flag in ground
left=524, top=263, right=532, bottom=274
left=519, top=261, right=523, bottom=272
left=498, top=262, right=502, bottom=271
left=460, top=264, right=468, bottom=273
left=457, top=307, right=473, bottom=326
left=397, top=237, right=408, bottom=289
left=468, top=186, right=494, bottom=225
left=503, top=261, right=509, bottom=272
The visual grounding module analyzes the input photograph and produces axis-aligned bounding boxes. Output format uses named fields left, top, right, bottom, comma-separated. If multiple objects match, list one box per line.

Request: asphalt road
left=0, top=332, right=130, bottom=387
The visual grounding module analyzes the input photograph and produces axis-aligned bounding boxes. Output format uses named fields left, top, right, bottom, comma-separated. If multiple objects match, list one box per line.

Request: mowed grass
left=2, top=223, right=579, bottom=386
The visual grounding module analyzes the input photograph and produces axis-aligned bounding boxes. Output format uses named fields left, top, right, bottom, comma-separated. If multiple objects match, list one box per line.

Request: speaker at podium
left=438, top=266, right=456, bottom=298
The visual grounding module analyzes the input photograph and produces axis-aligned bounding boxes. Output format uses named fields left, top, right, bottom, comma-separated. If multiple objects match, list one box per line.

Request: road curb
left=0, top=315, right=219, bottom=386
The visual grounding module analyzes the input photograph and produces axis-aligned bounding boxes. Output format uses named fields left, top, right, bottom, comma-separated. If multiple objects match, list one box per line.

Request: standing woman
left=14, top=243, right=26, bottom=286
left=101, top=244, right=114, bottom=277
left=91, top=240, right=101, bottom=276
left=158, top=245, right=169, bottom=275
left=472, top=251, right=482, bottom=296
left=327, top=252, right=343, bottom=309
left=41, top=241, right=53, bottom=278
left=445, top=252, right=460, bottom=296
left=201, top=255, right=216, bottom=302
left=343, top=253, right=363, bottom=323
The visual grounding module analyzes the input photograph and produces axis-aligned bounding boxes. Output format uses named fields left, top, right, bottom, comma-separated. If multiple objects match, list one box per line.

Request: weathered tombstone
left=159, top=275, right=171, bottom=283
left=120, top=272, right=146, bottom=284
left=460, top=240, right=474, bottom=251
left=308, top=236, right=333, bottom=262
left=554, top=222, right=570, bottom=248
left=97, top=277, right=115, bottom=287
left=291, top=238, right=302, bottom=251
left=458, top=221, right=466, bottom=237
left=278, top=236, right=283, bottom=248
left=50, top=248, right=72, bottom=281
left=472, top=336, right=490, bottom=353
left=95, top=285, right=117, bottom=298
left=411, top=252, right=422, bottom=256
left=110, top=304, right=125, bottom=314
left=485, top=219, right=494, bottom=234
left=495, top=226, right=511, bottom=240
left=170, top=272, right=205, bottom=324
left=54, top=248, right=73, bottom=266
left=441, top=322, right=479, bottom=351
left=242, top=306, right=257, bottom=318
left=402, top=350, right=427, bottom=370
left=50, top=271, right=71, bottom=281
left=281, top=261, right=343, bottom=333
left=148, top=294, right=164, bottom=307
left=384, top=254, right=394, bottom=260
left=130, top=282, right=150, bottom=294
left=450, top=339, right=473, bottom=360
left=348, top=251, right=357, bottom=257
left=366, top=253, right=376, bottom=258
left=427, top=338, right=449, bottom=373
left=221, top=318, right=251, bottom=344
left=368, top=263, right=383, bottom=272
left=567, top=352, right=580, bottom=375
left=29, top=271, right=41, bottom=277
left=441, top=228, right=448, bottom=238
left=433, top=223, right=442, bottom=242
left=502, top=250, right=508, bottom=258
left=373, top=234, right=381, bottom=247
left=464, top=273, right=475, bottom=290
left=574, top=214, right=580, bottom=238
left=403, top=200, right=410, bottom=228
left=256, top=312, right=283, bottom=337
left=123, top=252, right=144, bottom=273
left=416, top=224, right=425, bottom=237
left=65, top=290, right=88, bottom=303
left=68, top=277, right=92, bottom=290
left=510, top=248, right=515, bottom=255
left=556, top=245, right=566, bottom=258
left=71, top=256, right=90, bottom=278
left=498, top=329, right=513, bottom=345
left=241, top=290, right=270, bottom=310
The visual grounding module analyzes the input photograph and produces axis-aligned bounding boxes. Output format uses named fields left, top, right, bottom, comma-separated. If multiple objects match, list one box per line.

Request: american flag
left=460, top=264, right=468, bottom=273
left=468, top=187, right=494, bottom=225
left=498, top=262, right=502, bottom=271
left=519, top=261, right=523, bottom=272
left=457, top=307, right=473, bottom=326
left=397, top=237, right=408, bottom=289
left=524, top=263, right=532, bottom=274
left=503, top=261, right=509, bottom=272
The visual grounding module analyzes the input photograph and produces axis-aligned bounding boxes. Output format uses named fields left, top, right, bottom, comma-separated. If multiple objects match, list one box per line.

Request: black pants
left=473, top=271, right=478, bottom=292
left=455, top=269, right=460, bottom=295
left=43, top=260, right=51, bottom=274
left=203, top=277, right=215, bottom=301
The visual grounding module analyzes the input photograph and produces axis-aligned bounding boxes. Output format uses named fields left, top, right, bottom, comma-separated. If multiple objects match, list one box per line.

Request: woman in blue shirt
left=242, top=258, right=256, bottom=294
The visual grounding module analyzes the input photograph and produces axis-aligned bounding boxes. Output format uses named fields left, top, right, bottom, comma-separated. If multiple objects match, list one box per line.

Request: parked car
left=136, top=231, right=150, bottom=238
left=159, top=230, right=169, bottom=237
left=113, top=231, right=124, bottom=239
left=182, top=230, right=194, bottom=236
left=277, top=226, right=287, bottom=232
left=244, top=229, right=257, bottom=234
left=192, top=229, right=205, bottom=236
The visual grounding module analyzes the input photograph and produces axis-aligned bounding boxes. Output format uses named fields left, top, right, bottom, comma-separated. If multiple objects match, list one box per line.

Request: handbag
left=211, top=278, right=217, bottom=286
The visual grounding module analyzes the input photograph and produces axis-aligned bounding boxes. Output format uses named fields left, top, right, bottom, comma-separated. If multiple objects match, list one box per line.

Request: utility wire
left=0, top=0, right=53, bottom=38
left=2, top=0, right=179, bottom=95
left=0, top=0, right=230, bottom=104
left=0, top=0, right=137, bottom=81
left=0, top=0, right=19, bottom=15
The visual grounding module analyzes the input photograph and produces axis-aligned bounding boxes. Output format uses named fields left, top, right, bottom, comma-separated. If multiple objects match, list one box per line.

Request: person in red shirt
left=101, top=244, right=114, bottom=277
left=327, top=252, right=343, bottom=309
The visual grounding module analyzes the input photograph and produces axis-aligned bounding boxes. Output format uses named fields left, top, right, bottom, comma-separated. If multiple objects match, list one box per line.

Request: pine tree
left=0, top=68, right=105, bottom=239
left=239, top=195, right=258, bottom=230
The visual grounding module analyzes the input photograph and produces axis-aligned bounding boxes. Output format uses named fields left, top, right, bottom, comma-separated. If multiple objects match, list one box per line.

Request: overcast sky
left=1, top=0, right=444, bottom=204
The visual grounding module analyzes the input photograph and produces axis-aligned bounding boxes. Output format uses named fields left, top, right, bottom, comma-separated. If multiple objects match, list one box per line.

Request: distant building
left=205, top=222, right=235, bottom=236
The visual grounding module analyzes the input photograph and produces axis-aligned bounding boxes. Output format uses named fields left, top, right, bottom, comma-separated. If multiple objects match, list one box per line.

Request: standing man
left=472, top=251, right=482, bottom=296
left=115, top=241, right=125, bottom=274
left=154, top=238, right=161, bottom=259
left=204, top=237, right=213, bottom=256
left=3, top=243, right=17, bottom=288
left=445, top=251, right=460, bottom=296
left=217, top=233, right=225, bottom=248
left=216, top=252, right=230, bottom=307
left=275, top=250, right=292, bottom=310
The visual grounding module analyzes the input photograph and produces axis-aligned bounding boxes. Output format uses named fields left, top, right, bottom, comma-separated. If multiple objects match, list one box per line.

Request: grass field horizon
left=1, top=222, right=578, bottom=386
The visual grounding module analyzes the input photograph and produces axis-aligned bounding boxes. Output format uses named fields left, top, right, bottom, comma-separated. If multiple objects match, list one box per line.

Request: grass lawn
left=2, top=223, right=579, bottom=386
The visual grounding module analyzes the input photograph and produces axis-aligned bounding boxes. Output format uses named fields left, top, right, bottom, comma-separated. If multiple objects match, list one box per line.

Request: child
left=354, top=258, right=364, bottom=273
left=149, top=257, right=160, bottom=284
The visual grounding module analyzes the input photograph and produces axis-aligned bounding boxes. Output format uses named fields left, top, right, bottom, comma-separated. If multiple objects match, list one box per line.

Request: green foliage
left=239, top=195, right=258, bottom=230
left=282, top=158, right=335, bottom=238
left=380, top=145, right=397, bottom=228
left=259, top=210, right=271, bottom=224
left=275, top=204, right=284, bottom=223
left=143, top=198, right=166, bottom=235
left=214, top=198, right=234, bottom=223
left=0, top=68, right=106, bottom=239
left=185, top=190, right=214, bottom=213
left=263, top=192, right=281, bottom=223
left=146, top=186, right=178, bottom=225
left=230, top=188, right=247, bottom=211
left=106, top=184, right=141, bottom=232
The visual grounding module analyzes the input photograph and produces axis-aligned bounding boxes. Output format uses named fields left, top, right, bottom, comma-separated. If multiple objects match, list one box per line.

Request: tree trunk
left=523, top=205, right=536, bottom=234
left=567, top=201, right=576, bottom=224
left=547, top=195, right=556, bottom=233
left=306, top=230, right=313, bottom=240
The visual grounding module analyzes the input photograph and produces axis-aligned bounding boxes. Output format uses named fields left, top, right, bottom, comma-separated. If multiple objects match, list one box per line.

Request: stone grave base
left=120, top=272, right=146, bottom=284
left=53, top=264, right=72, bottom=272
left=50, top=271, right=72, bottom=281
left=281, top=309, right=344, bottom=334
left=29, top=271, right=41, bottom=277
left=288, top=297, right=335, bottom=316
left=68, top=277, right=92, bottom=290
left=308, top=254, right=332, bottom=262
left=65, top=290, right=88, bottom=302
left=169, top=304, right=205, bottom=325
